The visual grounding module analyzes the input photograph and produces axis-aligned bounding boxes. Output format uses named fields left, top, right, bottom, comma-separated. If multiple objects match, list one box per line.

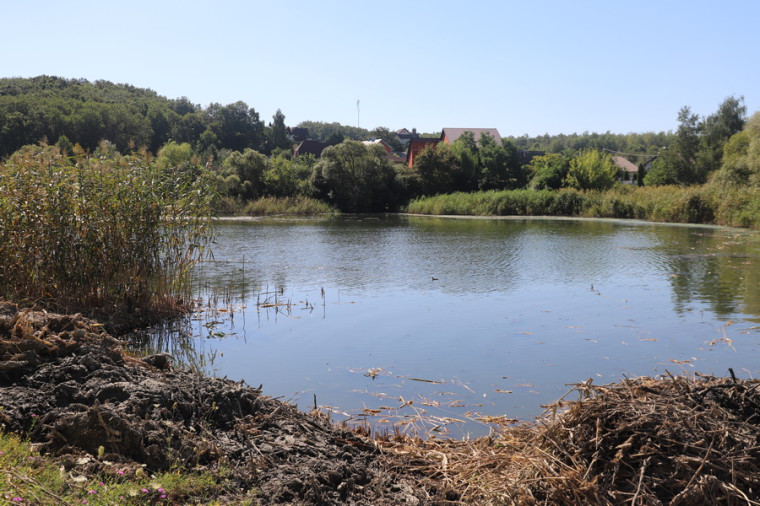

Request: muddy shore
left=3, top=301, right=760, bottom=504
left=0, top=302, right=447, bottom=504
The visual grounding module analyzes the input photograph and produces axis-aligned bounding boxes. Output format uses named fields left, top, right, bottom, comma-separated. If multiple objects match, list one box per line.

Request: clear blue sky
left=3, top=1, right=758, bottom=137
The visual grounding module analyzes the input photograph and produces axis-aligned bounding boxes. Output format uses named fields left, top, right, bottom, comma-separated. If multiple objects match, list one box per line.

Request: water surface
left=140, top=215, right=760, bottom=437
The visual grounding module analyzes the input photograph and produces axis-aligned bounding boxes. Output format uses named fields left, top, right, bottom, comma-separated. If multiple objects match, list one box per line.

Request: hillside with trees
left=0, top=76, right=276, bottom=158
left=1, top=76, right=757, bottom=223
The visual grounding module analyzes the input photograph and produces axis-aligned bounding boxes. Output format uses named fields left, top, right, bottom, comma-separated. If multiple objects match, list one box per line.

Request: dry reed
left=379, top=373, right=760, bottom=504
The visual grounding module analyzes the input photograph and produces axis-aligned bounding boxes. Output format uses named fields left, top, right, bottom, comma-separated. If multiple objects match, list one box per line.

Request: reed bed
left=243, top=195, right=336, bottom=216
left=379, top=374, right=760, bottom=504
left=407, top=185, right=760, bottom=228
left=0, top=146, right=214, bottom=321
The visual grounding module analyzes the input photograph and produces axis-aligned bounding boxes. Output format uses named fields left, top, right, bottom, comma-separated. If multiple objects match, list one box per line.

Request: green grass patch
left=0, top=431, right=252, bottom=505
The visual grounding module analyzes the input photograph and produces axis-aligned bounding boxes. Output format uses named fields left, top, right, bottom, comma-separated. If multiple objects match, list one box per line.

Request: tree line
left=0, top=76, right=291, bottom=158
left=1, top=76, right=756, bottom=215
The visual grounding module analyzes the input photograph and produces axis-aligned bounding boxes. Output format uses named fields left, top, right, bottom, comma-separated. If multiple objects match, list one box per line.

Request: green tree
left=697, top=96, right=746, bottom=174
left=223, top=148, right=267, bottom=200
left=263, top=155, right=303, bottom=197
left=414, top=142, right=462, bottom=195
left=325, top=131, right=346, bottom=146
left=297, top=120, right=369, bottom=143
left=172, top=112, right=207, bottom=145
left=643, top=154, right=679, bottom=186
left=266, top=108, right=291, bottom=155
left=477, top=134, right=523, bottom=190
left=313, top=141, right=397, bottom=212
left=208, top=101, right=265, bottom=152
left=147, top=104, right=173, bottom=153
left=668, top=106, right=703, bottom=184
left=169, top=96, right=199, bottom=116
left=564, top=149, right=618, bottom=190
left=197, top=128, right=220, bottom=159
left=712, top=112, right=760, bottom=187
left=527, top=153, right=571, bottom=190
left=370, top=126, right=403, bottom=152
left=0, top=111, right=31, bottom=155
left=156, top=141, right=194, bottom=170
left=449, top=132, right=478, bottom=191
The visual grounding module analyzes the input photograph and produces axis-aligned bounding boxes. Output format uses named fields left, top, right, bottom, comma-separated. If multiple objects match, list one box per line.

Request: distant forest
left=0, top=76, right=674, bottom=160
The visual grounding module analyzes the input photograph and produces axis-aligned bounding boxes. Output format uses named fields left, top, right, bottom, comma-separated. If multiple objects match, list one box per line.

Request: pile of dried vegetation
left=1, top=300, right=759, bottom=504
left=381, top=373, right=760, bottom=504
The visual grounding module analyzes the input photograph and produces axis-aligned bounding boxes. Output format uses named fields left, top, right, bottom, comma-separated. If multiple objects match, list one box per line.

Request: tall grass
left=407, top=185, right=760, bottom=228
left=242, top=195, right=336, bottom=216
left=0, top=145, right=215, bottom=318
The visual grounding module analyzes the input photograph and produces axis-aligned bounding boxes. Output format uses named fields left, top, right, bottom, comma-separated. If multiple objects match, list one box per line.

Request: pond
left=137, top=214, right=760, bottom=438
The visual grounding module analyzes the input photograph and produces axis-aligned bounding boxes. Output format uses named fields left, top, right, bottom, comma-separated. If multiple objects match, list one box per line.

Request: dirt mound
left=0, top=302, right=441, bottom=504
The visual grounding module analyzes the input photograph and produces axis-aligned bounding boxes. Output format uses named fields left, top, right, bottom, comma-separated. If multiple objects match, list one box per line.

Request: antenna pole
left=357, top=99, right=360, bottom=128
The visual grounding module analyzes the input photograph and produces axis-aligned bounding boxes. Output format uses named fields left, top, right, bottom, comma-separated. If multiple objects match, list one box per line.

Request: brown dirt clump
left=0, top=302, right=445, bottom=504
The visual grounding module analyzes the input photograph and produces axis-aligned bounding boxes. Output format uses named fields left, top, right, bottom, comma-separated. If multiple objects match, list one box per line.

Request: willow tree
left=313, top=140, right=396, bottom=212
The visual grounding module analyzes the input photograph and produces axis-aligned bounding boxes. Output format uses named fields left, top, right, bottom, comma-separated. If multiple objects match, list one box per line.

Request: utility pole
left=356, top=99, right=360, bottom=129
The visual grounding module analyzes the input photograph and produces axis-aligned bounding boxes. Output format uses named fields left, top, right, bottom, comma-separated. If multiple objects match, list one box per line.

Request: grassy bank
left=407, top=185, right=760, bottom=228
left=215, top=195, right=337, bottom=216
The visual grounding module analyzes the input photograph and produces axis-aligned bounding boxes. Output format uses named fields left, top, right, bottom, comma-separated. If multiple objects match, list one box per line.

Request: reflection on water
left=138, top=215, right=760, bottom=437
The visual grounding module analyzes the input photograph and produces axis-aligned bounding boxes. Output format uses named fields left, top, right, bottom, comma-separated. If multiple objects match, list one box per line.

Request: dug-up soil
left=2, top=301, right=760, bottom=505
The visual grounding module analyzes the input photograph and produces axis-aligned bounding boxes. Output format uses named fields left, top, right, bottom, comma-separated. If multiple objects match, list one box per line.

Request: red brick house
left=405, top=137, right=441, bottom=168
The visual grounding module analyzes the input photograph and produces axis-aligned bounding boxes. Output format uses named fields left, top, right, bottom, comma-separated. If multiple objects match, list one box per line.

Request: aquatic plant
left=407, top=185, right=760, bottom=228
left=242, top=195, right=336, bottom=216
left=0, top=144, right=215, bottom=319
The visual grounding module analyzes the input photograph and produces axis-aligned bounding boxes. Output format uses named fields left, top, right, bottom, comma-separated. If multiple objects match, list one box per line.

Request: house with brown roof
left=441, top=128, right=502, bottom=145
left=612, top=156, right=639, bottom=184
left=294, top=139, right=329, bottom=158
